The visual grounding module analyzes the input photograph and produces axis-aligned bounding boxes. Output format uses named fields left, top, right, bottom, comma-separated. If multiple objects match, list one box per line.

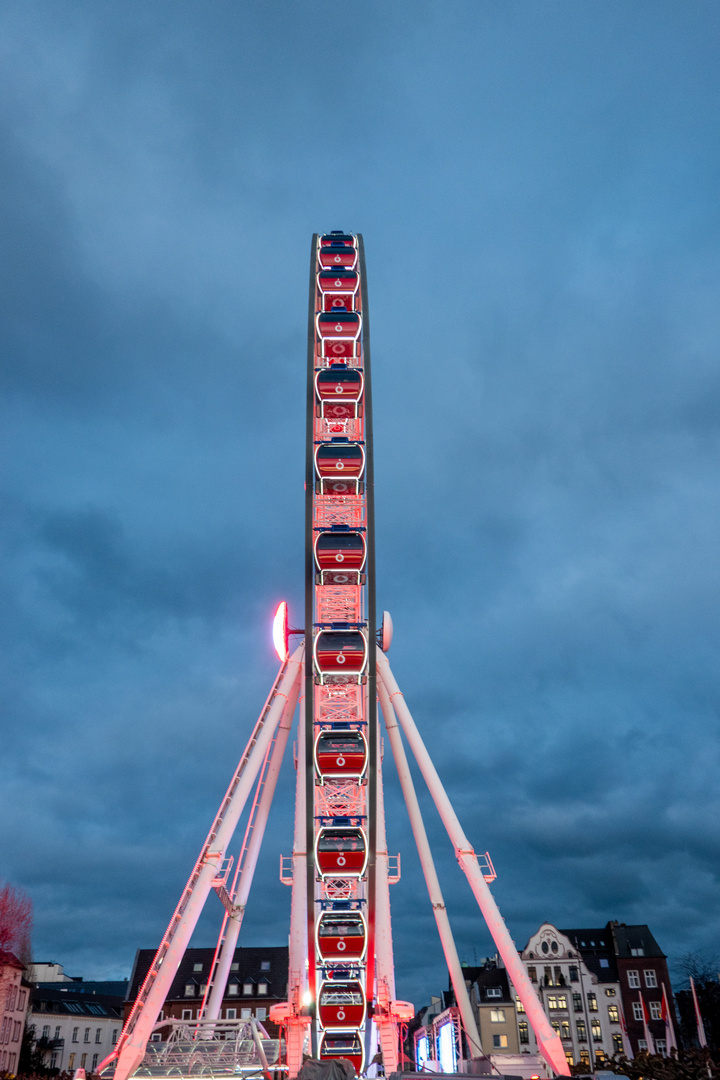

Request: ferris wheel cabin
left=316, top=910, right=367, bottom=963
left=319, top=1031, right=364, bottom=1075
left=317, top=980, right=366, bottom=1030
left=313, top=629, right=368, bottom=683
left=317, top=269, right=359, bottom=312
left=315, top=365, right=364, bottom=420
left=314, top=527, right=366, bottom=584
left=315, top=826, right=368, bottom=879
left=314, top=728, right=368, bottom=780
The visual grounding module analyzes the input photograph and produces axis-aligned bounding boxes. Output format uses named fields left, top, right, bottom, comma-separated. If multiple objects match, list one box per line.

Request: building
left=127, top=945, right=289, bottom=1038
left=0, top=950, right=30, bottom=1077
left=27, top=986, right=125, bottom=1074
left=606, top=921, right=676, bottom=1056
left=463, top=962, right=520, bottom=1055
left=515, top=923, right=624, bottom=1070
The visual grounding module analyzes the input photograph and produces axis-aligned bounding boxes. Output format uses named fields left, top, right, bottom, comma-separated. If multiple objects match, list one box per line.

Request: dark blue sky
left=1, top=2, right=719, bottom=1009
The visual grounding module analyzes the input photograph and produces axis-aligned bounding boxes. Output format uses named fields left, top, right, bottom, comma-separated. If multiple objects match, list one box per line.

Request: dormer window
left=193, top=963, right=203, bottom=972
left=184, top=984, right=196, bottom=997
left=243, top=982, right=253, bottom=996
left=258, top=980, right=269, bottom=996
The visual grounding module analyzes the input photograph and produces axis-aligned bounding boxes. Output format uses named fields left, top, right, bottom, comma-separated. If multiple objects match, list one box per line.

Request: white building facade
left=514, top=923, right=625, bottom=1070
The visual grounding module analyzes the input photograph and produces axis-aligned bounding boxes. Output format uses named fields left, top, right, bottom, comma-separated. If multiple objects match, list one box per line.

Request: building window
left=490, top=1010, right=506, bottom=1023
left=605, top=988, right=616, bottom=996
left=572, top=994, right=582, bottom=1012
left=608, top=1005, right=619, bottom=1023
left=241, top=1009, right=252, bottom=1020
left=612, top=1034, right=623, bottom=1053
left=182, top=1011, right=193, bottom=1021
left=493, top=1035, right=508, bottom=1049
left=561, top=1021, right=570, bottom=1039
left=69, top=1054, right=76, bottom=1070
left=638, top=1039, right=648, bottom=1051
left=243, top=982, right=253, bottom=996
left=95, top=1029, right=102, bottom=1043
left=548, top=996, right=558, bottom=1010
left=257, top=983, right=268, bottom=996
left=630, top=948, right=645, bottom=957
left=596, top=1050, right=606, bottom=1063
left=193, top=963, right=203, bottom=972
left=580, top=1051, right=590, bottom=1066
left=230, top=963, right=239, bottom=971
left=150, top=1034, right=162, bottom=1043
left=112, top=1030, right=119, bottom=1045
left=81, top=1053, right=87, bottom=1067
left=551, top=1022, right=560, bottom=1035
left=528, top=967, right=537, bottom=983
left=84, top=1028, right=91, bottom=1043
left=486, top=987, right=502, bottom=999
left=54, top=1027, right=61, bottom=1040
left=200, top=985, right=208, bottom=996
left=184, top=984, right=195, bottom=997
left=92, top=1054, right=99, bottom=1070
left=260, top=961, right=270, bottom=971
left=228, top=984, right=239, bottom=996
left=225, top=1009, right=236, bottom=1020
left=518, top=1021, right=529, bottom=1044
left=576, top=1020, right=587, bottom=1042
left=516, top=999, right=525, bottom=1012
left=599, top=959, right=609, bottom=968
left=632, top=1003, right=644, bottom=1021
left=544, top=967, right=552, bottom=985
left=565, top=1051, right=574, bottom=1067
left=557, top=995, right=567, bottom=1010
left=656, top=1038, right=667, bottom=1055
left=568, top=966, right=578, bottom=983
left=591, top=1020, right=602, bottom=1041
left=645, top=970, right=657, bottom=988
left=256, top=1009, right=267, bottom=1021
left=627, top=971, right=640, bottom=989
left=42, top=1026, right=50, bottom=1039
left=587, top=993, right=598, bottom=1011
left=649, top=1002, right=661, bottom=1020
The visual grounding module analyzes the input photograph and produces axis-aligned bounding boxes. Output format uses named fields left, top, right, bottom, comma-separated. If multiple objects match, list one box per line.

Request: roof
left=30, top=988, right=124, bottom=1019
left=0, top=950, right=24, bottom=970
left=607, top=922, right=666, bottom=959
left=558, top=927, right=618, bottom=983
left=465, top=967, right=514, bottom=1004
left=128, top=946, right=289, bottom=1002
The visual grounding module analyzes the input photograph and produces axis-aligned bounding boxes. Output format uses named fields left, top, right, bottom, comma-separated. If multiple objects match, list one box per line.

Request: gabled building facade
left=515, top=923, right=624, bottom=1069
left=463, top=963, right=520, bottom=1055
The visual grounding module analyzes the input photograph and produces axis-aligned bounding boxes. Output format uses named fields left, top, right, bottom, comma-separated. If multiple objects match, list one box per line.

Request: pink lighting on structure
left=273, top=601, right=289, bottom=662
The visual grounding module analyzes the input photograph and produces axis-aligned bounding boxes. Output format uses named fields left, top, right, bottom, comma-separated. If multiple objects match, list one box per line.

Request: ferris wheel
left=100, top=235, right=569, bottom=1080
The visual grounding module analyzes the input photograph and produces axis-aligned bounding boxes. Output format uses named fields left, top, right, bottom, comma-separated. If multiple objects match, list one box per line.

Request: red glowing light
left=272, top=601, right=289, bottom=662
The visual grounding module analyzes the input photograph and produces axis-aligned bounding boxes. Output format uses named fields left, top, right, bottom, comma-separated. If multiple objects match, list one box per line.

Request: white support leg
left=374, top=733, right=400, bottom=1074
left=377, top=676, right=482, bottom=1060
left=104, top=646, right=304, bottom=1080
left=203, top=669, right=302, bottom=1021
left=286, top=679, right=309, bottom=1078
left=377, top=652, right=568, bottom=1077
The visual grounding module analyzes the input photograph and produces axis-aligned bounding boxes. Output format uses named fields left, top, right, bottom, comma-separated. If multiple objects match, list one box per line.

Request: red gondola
left=319, top=1031, right=364, bottom=1075
left=315, top=827, right=367, bottom=879
left=315, top=728, right=367, bottom=780
left=315, top=440, right=365, bottom=496
left=316, top=911, right=367, bottom=963
left=314, top=528, right=366, bottom=584
left=315, top=366, right=364, bottom=420
left=318, top=980, right=366, bottom=1030
left=317, top=270, right=359, bottom=313
left=316, top=311, right=361, bottom=361
left=318, top=244, right=358, bottom=270
left=314, top=630, right=367, bottom=683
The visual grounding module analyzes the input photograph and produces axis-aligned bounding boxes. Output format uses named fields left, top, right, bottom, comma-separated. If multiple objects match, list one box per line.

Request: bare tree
left=0, top=881, right=33, bottom=965
left=673, top=951, right=720, bottom=989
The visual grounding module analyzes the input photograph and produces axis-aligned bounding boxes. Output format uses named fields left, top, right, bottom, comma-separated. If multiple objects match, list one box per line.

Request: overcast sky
left=1, top=1, right=719, bottom=1010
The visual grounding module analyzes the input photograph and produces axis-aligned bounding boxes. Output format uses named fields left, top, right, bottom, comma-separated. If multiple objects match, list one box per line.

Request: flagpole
left=641, top=994, right=656, bottom=1055
left=661, top=984, right=677, bottom=1054
left=690, top=976, right=708, bottom=1048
